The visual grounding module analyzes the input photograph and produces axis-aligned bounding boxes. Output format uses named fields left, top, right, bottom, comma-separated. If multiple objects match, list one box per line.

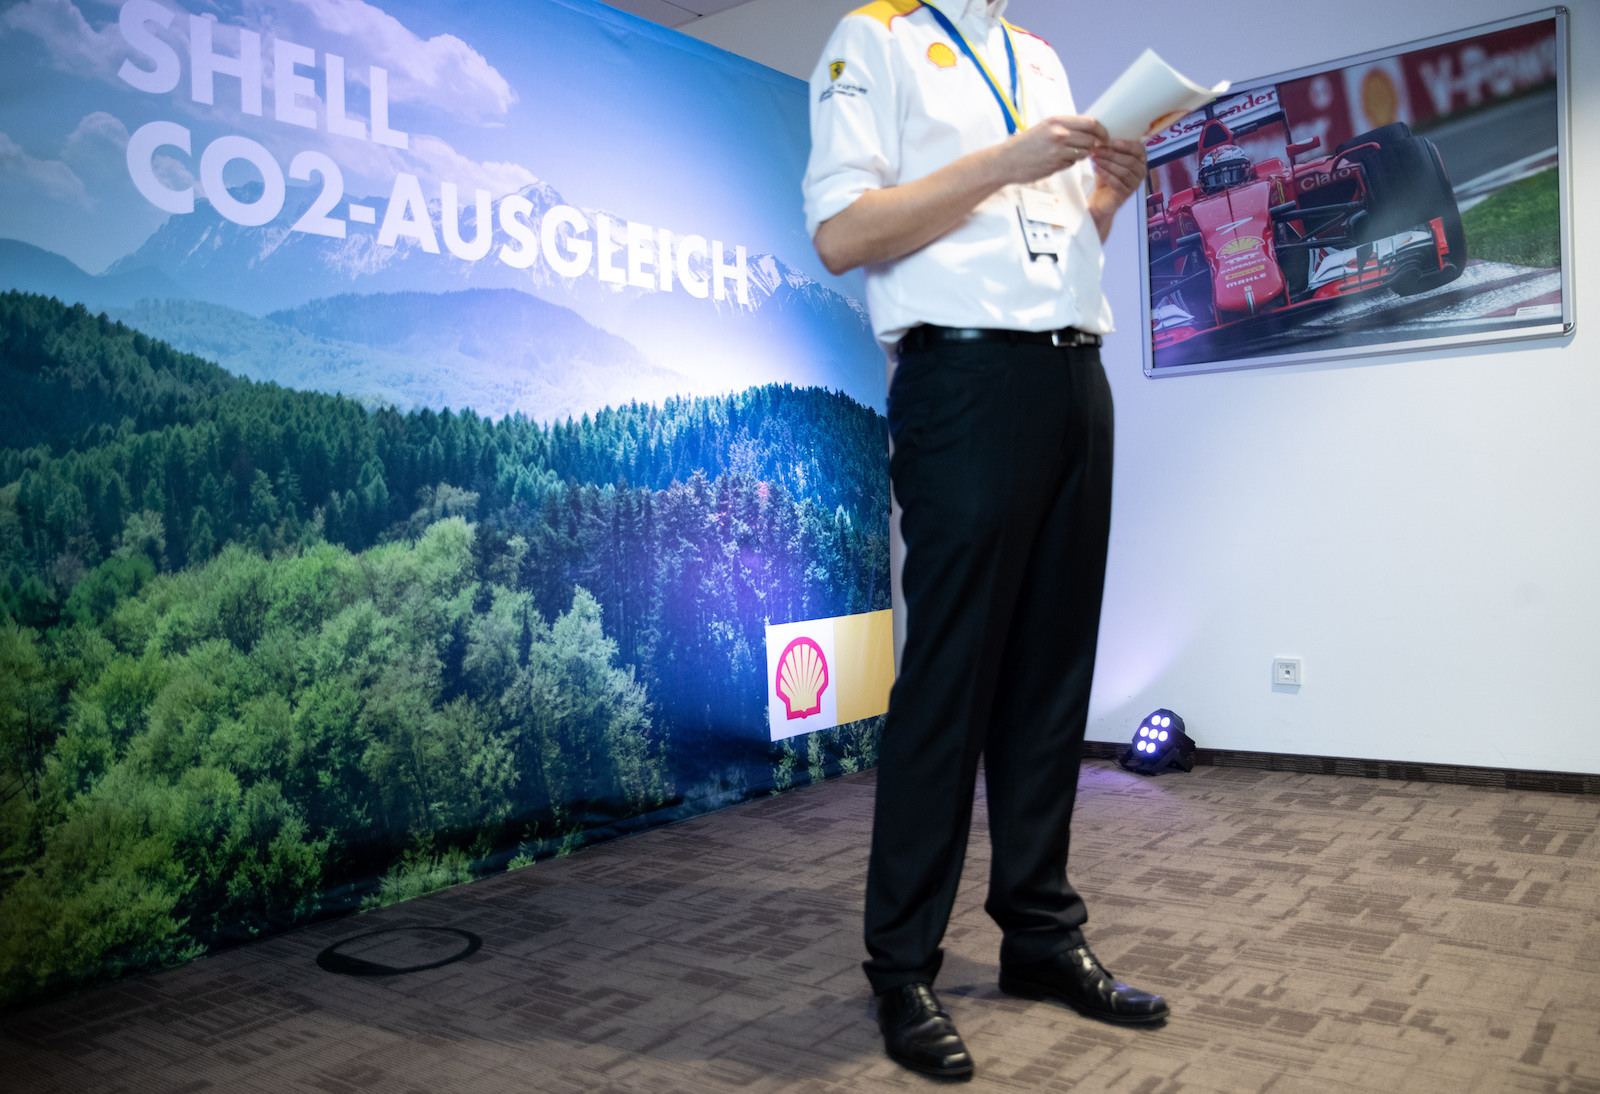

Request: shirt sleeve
left=801, top=15, right=901, bottom=239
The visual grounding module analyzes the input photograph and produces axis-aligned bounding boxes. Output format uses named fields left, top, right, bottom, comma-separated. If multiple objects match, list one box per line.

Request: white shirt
left=802, top=0, right=1114, bottom=350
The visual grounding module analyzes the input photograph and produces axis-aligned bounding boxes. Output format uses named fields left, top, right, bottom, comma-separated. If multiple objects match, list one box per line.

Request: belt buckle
left=1051, top=328, right=1099, bottom=349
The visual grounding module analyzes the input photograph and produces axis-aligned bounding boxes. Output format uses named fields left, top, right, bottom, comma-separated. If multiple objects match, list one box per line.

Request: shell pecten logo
left=1218, top=236, right=1263, bottom=256
left=927, top=42, right=957, bottom=68
left=765, top=611, right=892, bottom=743
left=776, top=637, right=830, bottom=721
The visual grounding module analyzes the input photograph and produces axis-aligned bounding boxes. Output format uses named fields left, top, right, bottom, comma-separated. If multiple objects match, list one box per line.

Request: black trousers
left=863, top=335, right=1114, bottom=994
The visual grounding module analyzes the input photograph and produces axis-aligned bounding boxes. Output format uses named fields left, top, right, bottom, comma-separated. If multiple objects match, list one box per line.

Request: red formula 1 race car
left=1145, top=93, right=1466, bottom=352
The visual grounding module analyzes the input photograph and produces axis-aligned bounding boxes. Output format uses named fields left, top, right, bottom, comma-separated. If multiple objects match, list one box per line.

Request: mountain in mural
left=2, top=169, right=881, bottom=421
left=96, top=179, right=882, bottom=410
left=105, top=290, right=689, bottom=422
left=0, top=229, right=689, bottom=421
left=0, top=239, right=189, bottom=312
left=269, top=289, right=690, bottom=421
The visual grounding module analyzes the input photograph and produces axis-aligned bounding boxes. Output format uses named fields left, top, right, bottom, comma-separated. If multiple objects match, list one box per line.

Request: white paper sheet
left=1083, top=49, right=1230, bottom=142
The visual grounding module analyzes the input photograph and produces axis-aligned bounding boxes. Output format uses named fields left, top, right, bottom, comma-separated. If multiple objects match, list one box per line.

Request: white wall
left=689, top=0, right=1600, bottom=774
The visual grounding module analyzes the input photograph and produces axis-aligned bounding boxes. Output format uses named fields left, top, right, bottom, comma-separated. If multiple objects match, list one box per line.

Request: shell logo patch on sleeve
left=927, top=42, right=957, bottom=68
left=829, top=60, right=847, bottom=81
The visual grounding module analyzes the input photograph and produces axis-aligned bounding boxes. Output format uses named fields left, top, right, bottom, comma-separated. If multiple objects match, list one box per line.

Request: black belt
left=896, top=324, right=1103, bottom=356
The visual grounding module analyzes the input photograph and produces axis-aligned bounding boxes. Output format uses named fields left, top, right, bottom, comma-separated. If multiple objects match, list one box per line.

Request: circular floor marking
left=315, top=926, right=483, bottom=976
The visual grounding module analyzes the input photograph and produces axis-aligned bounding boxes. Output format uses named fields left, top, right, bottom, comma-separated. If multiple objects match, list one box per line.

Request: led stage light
left=1117, top=708, right=1197, bottom=776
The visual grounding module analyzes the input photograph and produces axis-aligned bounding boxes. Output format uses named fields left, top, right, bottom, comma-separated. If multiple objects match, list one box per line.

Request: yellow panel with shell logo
left=765, top=611, right=895, bottom=741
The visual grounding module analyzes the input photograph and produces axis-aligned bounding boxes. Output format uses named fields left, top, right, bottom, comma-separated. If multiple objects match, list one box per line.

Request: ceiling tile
left=679, top=0, right=757, bottom=13
left=594, top=0, right=700, bottom=28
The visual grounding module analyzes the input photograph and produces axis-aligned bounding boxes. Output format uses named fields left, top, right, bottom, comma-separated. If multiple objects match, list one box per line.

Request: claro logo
left=1299, top=166, right=1359, bottom=191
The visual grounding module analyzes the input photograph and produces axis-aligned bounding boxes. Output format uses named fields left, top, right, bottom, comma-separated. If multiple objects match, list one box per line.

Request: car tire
left=1344, top=128, right=1467, bottom=293
left=1342, top=125, right=1425, bottom=238
left=1393, top=141, right=1467, bottom=296
left=1335, top=122, right=1414, bottom=157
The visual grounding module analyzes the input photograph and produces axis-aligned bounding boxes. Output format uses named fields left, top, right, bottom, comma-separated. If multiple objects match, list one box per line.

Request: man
left=802, top=0, right=1168, bottom=1080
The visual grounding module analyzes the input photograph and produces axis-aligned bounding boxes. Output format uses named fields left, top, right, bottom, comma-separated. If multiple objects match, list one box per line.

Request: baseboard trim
left=1081, top=741, right=1600, bottom=795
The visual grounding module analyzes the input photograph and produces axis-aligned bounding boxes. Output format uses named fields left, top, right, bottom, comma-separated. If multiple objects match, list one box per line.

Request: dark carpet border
left=1080, top=741, right=1600, bottom=795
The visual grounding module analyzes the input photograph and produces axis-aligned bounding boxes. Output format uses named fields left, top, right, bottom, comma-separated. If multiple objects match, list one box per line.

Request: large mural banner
left=0, top=0, right=890, bottom=1007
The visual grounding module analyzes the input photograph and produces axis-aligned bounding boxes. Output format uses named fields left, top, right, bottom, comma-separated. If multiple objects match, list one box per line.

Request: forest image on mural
left=0, top=290, right=890, bottom=1007
left=0, top=0, right=900, bottom=1009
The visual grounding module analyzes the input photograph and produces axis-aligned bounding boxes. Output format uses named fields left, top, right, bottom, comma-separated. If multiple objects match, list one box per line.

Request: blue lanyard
left=921, top=2, right=1024, bottom=134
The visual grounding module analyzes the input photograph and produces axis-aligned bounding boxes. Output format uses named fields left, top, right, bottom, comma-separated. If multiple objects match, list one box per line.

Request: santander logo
left=776, top=637, right=830, bottom=720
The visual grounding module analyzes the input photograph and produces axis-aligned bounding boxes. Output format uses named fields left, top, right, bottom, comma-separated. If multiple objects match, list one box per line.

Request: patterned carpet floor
left=4, top=759, right=1599, bottom=1094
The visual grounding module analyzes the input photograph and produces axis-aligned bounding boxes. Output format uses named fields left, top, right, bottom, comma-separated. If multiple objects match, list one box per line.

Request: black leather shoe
left=876, top=982, right=975, bottom=1080
left=1000, top=943, right=1170, bottom=1024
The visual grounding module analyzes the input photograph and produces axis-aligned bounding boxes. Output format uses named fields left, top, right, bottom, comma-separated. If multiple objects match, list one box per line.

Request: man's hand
left=995, top=115, right=1107, bottom=186
left=1088, top=138, right=1149, bottom=242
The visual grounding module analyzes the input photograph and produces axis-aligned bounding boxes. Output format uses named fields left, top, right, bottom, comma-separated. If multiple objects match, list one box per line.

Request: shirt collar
left=956, top=0, right=1008, bottom=24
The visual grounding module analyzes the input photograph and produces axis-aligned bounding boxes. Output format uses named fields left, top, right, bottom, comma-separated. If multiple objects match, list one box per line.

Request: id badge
left=1017, top=185, right=1067, bottom=261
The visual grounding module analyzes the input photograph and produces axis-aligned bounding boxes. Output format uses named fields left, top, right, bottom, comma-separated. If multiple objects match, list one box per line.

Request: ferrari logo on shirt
left=829, top=59, right=847, bottom=81
left=927, top=42, right=957, bottom=68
